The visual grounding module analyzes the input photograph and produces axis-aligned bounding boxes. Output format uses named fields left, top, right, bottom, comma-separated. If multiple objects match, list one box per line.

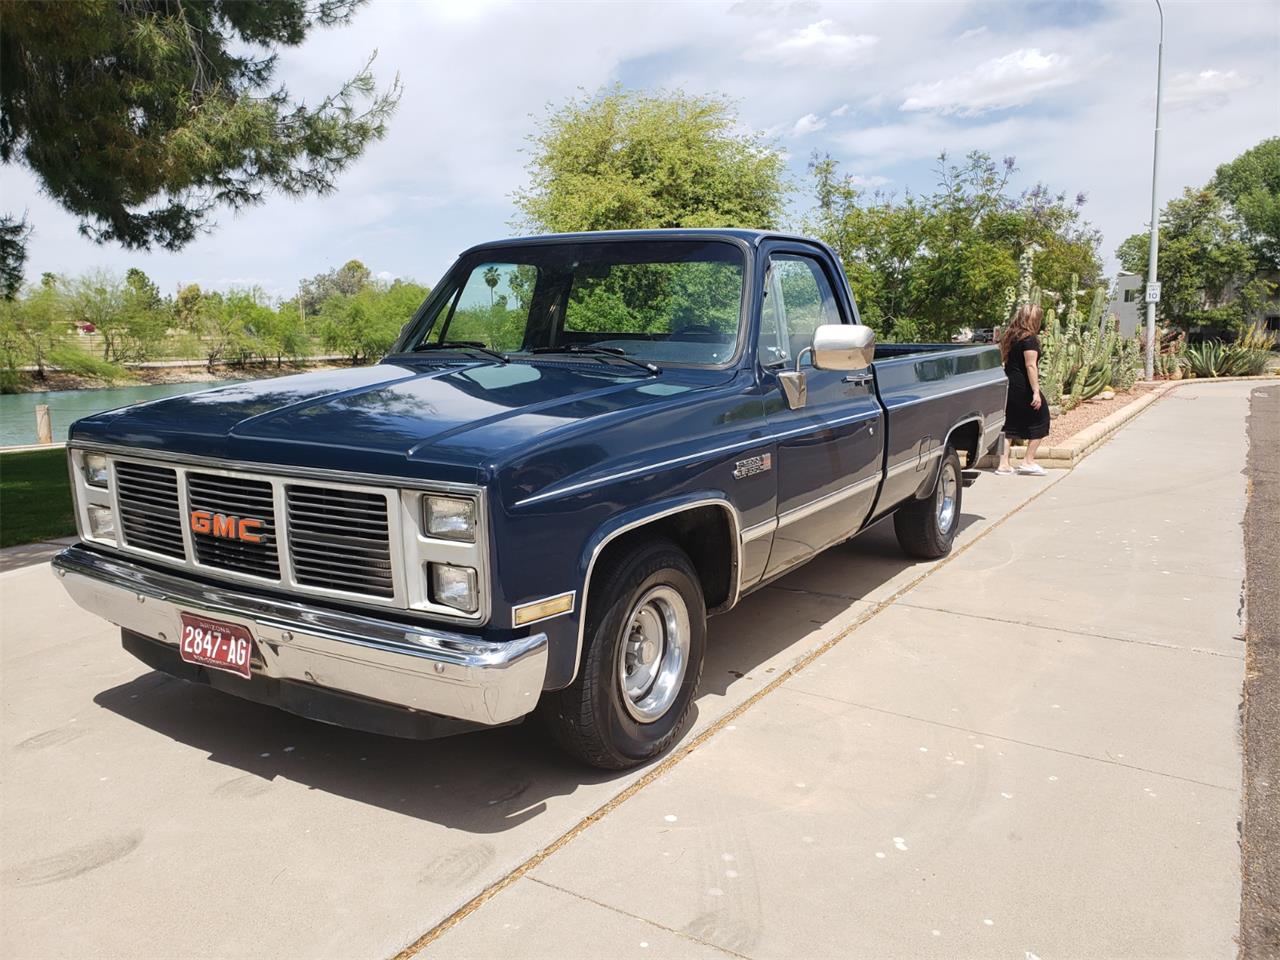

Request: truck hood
left=70, top=359, right=717, bottom=478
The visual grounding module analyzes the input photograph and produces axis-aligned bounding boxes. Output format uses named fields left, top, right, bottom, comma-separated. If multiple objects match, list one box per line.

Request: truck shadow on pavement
left=92, top=509, right=981, bottom=833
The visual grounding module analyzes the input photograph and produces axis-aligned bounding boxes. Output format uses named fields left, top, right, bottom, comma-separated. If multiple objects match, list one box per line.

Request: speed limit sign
left=1145, top=282, right=1162, bottom=304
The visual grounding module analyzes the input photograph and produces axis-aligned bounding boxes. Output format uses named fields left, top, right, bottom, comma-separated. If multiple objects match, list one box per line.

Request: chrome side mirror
left=810, top=323, right=876, bottom=371
left=777, top=324, right=876, bottom=410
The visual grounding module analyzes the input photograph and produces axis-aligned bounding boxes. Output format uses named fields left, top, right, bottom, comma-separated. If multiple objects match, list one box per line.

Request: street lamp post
left=1144, top=0, right=1165, bottom=380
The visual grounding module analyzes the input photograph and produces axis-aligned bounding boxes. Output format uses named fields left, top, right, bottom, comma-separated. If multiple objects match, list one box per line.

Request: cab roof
left=460, top=228, right=824, bottom=256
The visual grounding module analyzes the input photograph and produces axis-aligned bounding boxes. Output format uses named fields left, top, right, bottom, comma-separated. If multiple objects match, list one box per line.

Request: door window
left=757, top=254, right=844, bottom=366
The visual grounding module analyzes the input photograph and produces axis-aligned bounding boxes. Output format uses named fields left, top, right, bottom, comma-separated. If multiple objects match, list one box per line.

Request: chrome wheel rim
left=618, top=585, right=690, bottom=723
left=936, top=461, right=958, bottom=533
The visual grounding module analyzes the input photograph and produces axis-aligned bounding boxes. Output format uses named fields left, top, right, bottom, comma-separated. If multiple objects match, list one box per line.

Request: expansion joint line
left=391, top=473, right=1069, bottom=960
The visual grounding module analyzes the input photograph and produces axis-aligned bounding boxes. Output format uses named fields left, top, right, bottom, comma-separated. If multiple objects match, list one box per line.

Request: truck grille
left=115, top=462, right=185, bottom=558
left=187, top=472, right=281, bottom=579
left=83, top=452, right=480, bottom=613
left=286, top=486, right=395, bottom=598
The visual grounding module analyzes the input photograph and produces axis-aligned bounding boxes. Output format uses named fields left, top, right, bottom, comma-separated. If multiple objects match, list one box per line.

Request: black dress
left=1003, top=334, right=1050, bottom=440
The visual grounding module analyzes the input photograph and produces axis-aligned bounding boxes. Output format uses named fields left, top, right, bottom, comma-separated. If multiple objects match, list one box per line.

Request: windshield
left=404, top=240, right=746, bottom=367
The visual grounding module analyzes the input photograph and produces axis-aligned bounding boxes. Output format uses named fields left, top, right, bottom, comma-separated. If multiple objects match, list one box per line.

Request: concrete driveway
left=0, top=382, right=1252, bottom=959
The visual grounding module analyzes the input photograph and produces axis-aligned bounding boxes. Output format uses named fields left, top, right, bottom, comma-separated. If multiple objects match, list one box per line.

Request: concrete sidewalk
left=0, top=436, right=1057, bottom=959
left=427, top=382, right=1251, bottom=959
left=0, top=383, right=1250, bottom=960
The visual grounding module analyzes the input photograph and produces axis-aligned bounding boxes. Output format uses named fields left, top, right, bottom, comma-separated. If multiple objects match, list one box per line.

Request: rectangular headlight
left=87, top=505, right=115, bottom=540
left=425, top=495, right=476, bottom=542
left=429, top=563, right=478, bottom=614
left=83, top=453, right=109, bottom=488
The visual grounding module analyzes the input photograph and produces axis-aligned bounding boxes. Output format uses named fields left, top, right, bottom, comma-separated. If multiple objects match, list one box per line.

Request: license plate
left=178, top=613, right=254, bottom=680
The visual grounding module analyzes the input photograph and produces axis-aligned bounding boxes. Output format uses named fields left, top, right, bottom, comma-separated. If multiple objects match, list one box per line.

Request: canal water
left=0, top=380, right=243, bottom=447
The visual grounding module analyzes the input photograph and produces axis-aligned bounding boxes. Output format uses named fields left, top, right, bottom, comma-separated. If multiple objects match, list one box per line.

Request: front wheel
left=894, top=447, right=963, bottom=559
left=542, top=539, right=706, bottom=769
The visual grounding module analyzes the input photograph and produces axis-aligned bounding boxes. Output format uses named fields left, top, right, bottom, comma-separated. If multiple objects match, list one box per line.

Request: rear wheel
left=894, top=447, right=962, bottom=559
left=542, top=539, right=706, bottom=769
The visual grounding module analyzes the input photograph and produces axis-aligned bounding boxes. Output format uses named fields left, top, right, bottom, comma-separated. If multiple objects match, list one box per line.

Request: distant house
left=1110, top=267, right=1279, bottom=343
left=1106, top=272, right=1144, bottom=338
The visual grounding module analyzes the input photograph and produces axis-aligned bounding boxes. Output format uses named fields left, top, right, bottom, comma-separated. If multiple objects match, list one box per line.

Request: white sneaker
left=1017, top=463, right=1047, bottom=476
left=994, top=466, right=1015, bottom=476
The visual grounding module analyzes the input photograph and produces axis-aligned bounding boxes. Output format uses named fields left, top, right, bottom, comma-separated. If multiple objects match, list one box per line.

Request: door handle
left=843, top=373, right=874, bottom=387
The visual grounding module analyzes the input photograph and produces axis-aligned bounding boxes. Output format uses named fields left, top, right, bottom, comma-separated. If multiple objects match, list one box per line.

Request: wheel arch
left=572, top=495, right=741, bottom=683
left=913, top=414, right=983, bottom=499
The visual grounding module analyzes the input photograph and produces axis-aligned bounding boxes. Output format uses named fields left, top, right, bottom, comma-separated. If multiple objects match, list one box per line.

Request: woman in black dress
left=995, top=303, right=1050, bottom=476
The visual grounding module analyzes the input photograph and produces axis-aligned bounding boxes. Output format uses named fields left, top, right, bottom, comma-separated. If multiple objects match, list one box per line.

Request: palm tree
left=483, top=266, right=500, bottom=309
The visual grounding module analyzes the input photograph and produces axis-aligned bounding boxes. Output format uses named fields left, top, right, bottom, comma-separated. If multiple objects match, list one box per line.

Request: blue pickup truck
left=54, top=229, right=1006, bottom=768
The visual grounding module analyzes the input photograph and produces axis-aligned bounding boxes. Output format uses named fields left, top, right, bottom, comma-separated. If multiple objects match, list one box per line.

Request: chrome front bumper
left=52, top=545, right=547, bottom=727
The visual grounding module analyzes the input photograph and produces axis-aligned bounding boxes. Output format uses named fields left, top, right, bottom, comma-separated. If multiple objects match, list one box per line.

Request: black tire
left=542, top=539, right=706, bottom=770
left=893, top=447, right=963, bottom=560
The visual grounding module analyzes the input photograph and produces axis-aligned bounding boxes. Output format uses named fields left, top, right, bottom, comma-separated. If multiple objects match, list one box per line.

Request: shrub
left=0, top=368, right=26, bottom=393
left=48, top=344, right=135, bottom=382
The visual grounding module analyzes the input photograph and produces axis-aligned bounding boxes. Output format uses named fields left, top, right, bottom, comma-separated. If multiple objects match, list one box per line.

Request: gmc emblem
left=190, top=510, right=266, bottom=544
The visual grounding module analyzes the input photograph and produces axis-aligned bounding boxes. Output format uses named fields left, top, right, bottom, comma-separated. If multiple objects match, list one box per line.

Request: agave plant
left=1186, top=328, right=1276, bottom=378
left=1186, top=340, right=1224, bottom=378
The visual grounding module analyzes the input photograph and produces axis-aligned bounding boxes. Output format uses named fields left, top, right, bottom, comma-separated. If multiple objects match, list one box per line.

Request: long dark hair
left=999, top=303, right=1043, bottom=362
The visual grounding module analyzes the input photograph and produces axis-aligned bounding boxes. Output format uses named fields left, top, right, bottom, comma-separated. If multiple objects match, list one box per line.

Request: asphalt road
left=1241, top=383, right=1279, bottom=959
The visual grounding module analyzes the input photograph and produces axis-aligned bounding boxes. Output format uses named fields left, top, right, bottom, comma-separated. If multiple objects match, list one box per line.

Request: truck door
left=758, top=246, right=885, bottom=579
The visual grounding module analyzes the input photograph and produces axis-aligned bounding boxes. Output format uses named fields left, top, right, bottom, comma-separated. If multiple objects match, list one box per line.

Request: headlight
left=83, top=453, right=109, bottom=488
left=424, top=495, right=476, bottom=542
left=87, top=505, right=115, bottom=539
left=430, top=563, right=478, bottom=614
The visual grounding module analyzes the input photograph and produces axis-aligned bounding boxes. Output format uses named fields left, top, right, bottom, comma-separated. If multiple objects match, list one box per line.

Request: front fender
left=539, top=491, right=741, bottom=689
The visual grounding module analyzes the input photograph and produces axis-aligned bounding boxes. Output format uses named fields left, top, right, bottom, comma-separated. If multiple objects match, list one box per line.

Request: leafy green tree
left=0, top=214, right=30, bottom=299
left=0, top=1, right=400, bottom=288
left=67, top=270, right=127, bottom=361
left=298, top=258, right=374, bottom=315
left=119, top=267, right=170, bottom=360
left=174, top=284, right=210, bottom=334
left=1212, top=137, right=1280, bottom=270
left=318, top=279, right=427, bottom=362
left=807, top=152, right=1100, bottom=341
left=255, top=302, right=310, bottom=367
left=199, top=288, right=272, bottom=370
left=1118, top=187, right=1272, bottom=333
left=514, top=87, right=788, bottom=233
left=4, top=272, right=66, bottom=378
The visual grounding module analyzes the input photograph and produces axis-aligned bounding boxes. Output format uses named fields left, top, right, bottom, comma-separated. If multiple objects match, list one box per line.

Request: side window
left=757, top=268, right=786, bottom=366
left=438, top=263, right=536, bottom=352
left=760, top=254, right=843, bottom=366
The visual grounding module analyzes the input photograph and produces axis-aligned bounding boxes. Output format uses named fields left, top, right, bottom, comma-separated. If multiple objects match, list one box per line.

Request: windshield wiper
left=410, top=340, right=508, bottom=363
left=530, top=345, right=660, bottom=375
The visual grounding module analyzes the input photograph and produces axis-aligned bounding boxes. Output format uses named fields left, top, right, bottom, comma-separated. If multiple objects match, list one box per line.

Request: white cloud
left=1165, top=69, right=1259, bottom=108
left=1, top=0, right=1275, bottom=293
left=848, top=174, right=892, bottom=189
left=790, top=113, right=827, bottom=136
left=900, top=48, right=1077, bottom=115
left=744, top=19, right=879, bottom=68
left=728, top=0, right=820, bottom=17
left=956, top=26, right=988, bottom=42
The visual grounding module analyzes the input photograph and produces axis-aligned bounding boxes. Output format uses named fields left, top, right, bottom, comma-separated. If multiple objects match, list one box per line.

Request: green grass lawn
left=0, top=448, right=76, bottom=548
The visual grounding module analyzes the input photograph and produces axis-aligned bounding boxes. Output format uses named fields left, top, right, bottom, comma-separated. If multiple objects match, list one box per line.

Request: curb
left=979, top=374, right=1278, bottom=470
left=1, top=441, right=67, bottom=454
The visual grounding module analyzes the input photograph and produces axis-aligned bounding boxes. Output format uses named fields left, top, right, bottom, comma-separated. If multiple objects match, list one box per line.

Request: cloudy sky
left=3, top=0, right=1277, bottom=299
